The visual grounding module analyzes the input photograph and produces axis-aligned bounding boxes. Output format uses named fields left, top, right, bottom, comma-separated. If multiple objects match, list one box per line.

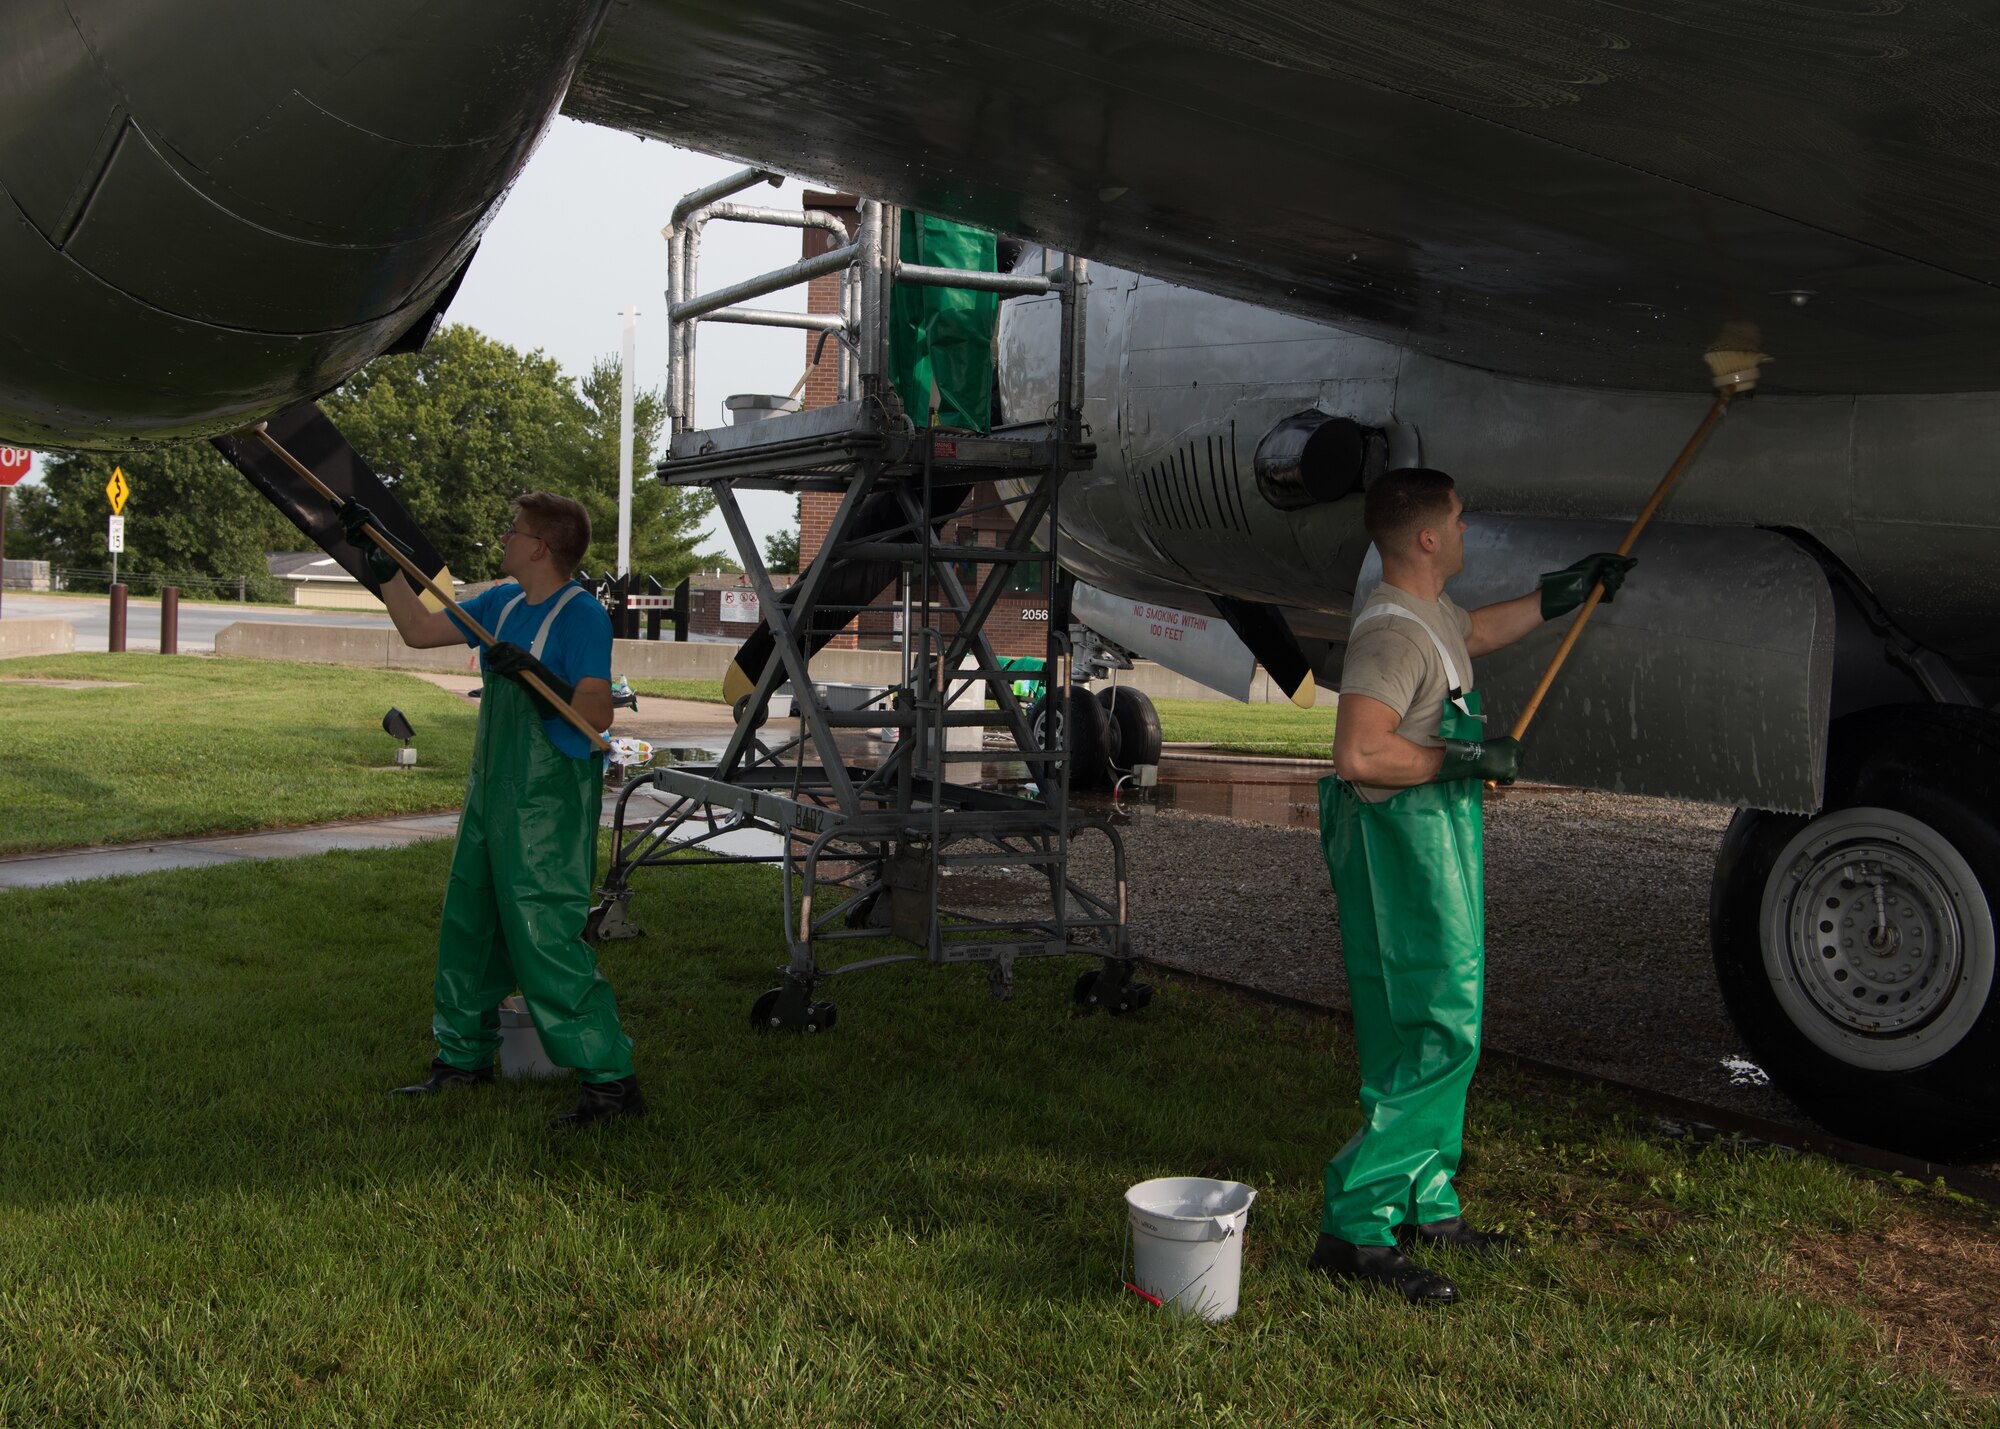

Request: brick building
left=682, top=569, right=797, bottom=639
left=794, top=193, right=1051, bottom=659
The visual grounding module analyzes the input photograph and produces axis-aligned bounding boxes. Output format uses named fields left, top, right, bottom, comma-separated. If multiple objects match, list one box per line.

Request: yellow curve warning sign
left=106, top=466, right=129, bottom=514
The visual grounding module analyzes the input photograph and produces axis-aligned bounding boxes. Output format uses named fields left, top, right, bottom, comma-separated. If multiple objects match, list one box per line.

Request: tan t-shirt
left=1338, top=584, right=1476, bottom=803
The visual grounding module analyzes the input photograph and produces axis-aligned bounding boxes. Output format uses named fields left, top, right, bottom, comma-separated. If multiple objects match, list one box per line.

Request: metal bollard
left=160, top=586, right=179, bottom=655
left=109, top=583, right=128, bottom=652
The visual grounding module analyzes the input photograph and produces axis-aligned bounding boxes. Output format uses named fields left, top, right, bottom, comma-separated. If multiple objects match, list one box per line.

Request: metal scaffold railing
left=587, top=173, right=1150, bottom=1032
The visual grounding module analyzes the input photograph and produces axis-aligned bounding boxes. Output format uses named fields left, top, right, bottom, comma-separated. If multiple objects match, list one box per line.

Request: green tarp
left=888, top=212, right=998, bottom=432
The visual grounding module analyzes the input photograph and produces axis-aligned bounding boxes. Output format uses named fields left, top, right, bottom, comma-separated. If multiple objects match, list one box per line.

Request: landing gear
left=1712, top=705, right=2000, bottom=1160
left=1030, top=686, right=1120, bottom=790
left=1073, top=959, right=1154, bottom=1015
left=1099, top=686, right=1163, bottom=768
left=751, top=979, right=838, bottom=1035
left=1029, top=685, right=1159, bottom=791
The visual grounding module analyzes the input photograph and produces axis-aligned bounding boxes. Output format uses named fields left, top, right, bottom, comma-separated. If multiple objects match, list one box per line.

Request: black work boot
left=1395, top=1216, right=1517, bottom=1258
left=1308, top=1234, right=1457, bottom=1304
left=389, top=1058, right=496, bottom=1096
left=552, top=1075, right=646, bottom=1128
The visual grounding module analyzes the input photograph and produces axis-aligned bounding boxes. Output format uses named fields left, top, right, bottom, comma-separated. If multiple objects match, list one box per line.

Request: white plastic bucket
left=1124, top=1176, right=1258, bottom=1322
left=496, top=996, right=564, bottom=1080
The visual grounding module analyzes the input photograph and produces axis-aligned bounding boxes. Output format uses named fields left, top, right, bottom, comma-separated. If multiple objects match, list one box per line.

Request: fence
left=52, top=567, right=261, bottom=601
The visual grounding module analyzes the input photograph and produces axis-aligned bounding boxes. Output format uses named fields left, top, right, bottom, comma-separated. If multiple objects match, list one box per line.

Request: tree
left=9, top=324, right=735, bottom=597
left=559, top=355, right=726, bottom=585
left=9, top=444, right=300, bottom=594
left=321, top=324, right=583, bottom=583
left=763, top=524, right=800, bottom=575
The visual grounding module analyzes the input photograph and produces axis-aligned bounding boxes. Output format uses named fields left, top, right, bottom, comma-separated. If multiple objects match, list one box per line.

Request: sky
left=6, top=118, right=815, bottom=563
left=445, top=118, right=815, bottom=561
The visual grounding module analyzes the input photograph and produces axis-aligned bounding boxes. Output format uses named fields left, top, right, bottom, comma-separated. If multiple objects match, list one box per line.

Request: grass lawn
left=0, top=842, right=1989, bottom=1425
left=1155, top=696, right=1335, bottom=760
left=625, top=677, right=1334, bottom=761
left=0, top=654, right=477, bottom=854
left=628, top=677, right=727, bottom=705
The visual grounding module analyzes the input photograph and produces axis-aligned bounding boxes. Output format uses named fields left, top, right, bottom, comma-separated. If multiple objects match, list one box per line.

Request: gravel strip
left=1053, top=788, right=1811, bottom=1124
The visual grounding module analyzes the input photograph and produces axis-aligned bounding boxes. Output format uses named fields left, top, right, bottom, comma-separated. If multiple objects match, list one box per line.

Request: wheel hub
left=1760, top=806, right=1993, bottom=1070
left=1782, top=850, right=1959, bottom=1035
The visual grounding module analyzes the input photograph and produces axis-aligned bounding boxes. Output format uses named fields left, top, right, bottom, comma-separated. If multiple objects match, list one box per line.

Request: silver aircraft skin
left=998, top=261, right=1998, bottom=813
left=999, top=263, right=2000, bottom=1159
left=1, top=0, right=1996, bottom=1156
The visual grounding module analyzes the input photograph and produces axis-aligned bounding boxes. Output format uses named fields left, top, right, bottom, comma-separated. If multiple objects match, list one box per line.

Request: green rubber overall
left=887, top=212, right=997, bottom=431
left=1319, top=688, right=1487, bottom=1243
left=432, top=672, right=633, bottom=1084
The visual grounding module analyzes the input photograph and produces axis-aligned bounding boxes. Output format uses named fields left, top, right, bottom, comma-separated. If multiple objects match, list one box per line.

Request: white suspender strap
left=1350, top=602, right=1472, bottom=715
left=529, top=584, right=584, bottom=660
left=493, top=590, right=527, bottom=639
left=489, top=583, right=582, bottom=662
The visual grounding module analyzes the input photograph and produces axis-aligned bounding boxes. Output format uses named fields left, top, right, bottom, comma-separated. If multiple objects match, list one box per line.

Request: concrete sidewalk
left=0, top=811, right=466, bottom=891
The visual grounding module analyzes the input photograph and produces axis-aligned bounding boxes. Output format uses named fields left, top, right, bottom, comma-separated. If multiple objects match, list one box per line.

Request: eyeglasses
left=500, top=525, right=545, bottom=548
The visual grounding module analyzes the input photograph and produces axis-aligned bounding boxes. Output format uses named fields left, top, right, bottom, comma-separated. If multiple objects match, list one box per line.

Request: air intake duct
left=1253, top=411, right=1383, bottom=510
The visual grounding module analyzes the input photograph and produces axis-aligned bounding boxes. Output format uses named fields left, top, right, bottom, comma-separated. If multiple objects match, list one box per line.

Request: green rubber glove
left=1539, top=552, right=1638, bottom=620
left=486, top=641, right=575, bottom=720
left=338, top=500, right=415, bottom=587
left=1432, top=735, right=1522, bottom=785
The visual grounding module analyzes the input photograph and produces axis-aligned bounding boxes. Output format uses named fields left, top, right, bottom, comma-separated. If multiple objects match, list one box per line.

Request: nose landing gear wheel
left=1029, top=687, right=1120, bottom=791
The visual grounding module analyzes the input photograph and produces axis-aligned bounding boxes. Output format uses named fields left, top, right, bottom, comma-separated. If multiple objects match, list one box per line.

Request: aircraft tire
left=1711, top=704, right=2000, bottom=1161
left=1030, top=688, right=1119, bottom=790
left=1099, top=687, right=1164, bottom=768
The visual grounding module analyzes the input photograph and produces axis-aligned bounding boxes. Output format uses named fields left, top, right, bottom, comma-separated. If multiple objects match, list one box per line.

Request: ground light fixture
left=382, top=707, right=417, bottom=768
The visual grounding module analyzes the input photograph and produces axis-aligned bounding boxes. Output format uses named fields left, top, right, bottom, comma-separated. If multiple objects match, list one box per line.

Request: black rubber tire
left=750, top=988, right=783, bottom=1033
left=1030, top=688, right=1119, bottom=790
left=1711, top=704, right=2000, bottom=1160
left=1099, top=687, right=1164, bottom=768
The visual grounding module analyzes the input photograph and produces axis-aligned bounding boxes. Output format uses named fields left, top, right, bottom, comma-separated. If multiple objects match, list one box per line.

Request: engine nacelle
left=0, top=0, right=607, bottom=448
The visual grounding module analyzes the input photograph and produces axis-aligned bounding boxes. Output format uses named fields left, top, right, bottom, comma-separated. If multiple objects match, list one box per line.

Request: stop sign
left=0, top=447, right=30, bottom=486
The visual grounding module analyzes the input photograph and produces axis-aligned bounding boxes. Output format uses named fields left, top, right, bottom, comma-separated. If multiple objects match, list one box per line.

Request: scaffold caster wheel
left=751, top=988, right=784, bottom=1032
left=751, top=987, right=839, bottom=1034
left=1110, top=982, right=1154, bottom=1016
left=1074, top=968, right=1153, bottom=1015
left=584, top=891, right=641, bottom=942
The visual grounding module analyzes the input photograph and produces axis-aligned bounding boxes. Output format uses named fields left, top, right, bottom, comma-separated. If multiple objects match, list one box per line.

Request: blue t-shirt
left=453, top=581, right=613, bottom=759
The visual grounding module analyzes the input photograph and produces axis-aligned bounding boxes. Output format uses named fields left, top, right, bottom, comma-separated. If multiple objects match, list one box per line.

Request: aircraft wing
left=568, top=0, right=2000, bottom=396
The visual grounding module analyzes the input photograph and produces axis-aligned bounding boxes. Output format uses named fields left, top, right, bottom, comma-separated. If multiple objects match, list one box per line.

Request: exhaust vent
left=1253, top=412, right=1383, bottom=510
left=1134, top=431, right=1251, bottom=535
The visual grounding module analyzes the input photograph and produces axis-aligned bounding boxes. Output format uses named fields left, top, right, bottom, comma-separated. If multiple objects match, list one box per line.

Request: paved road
left=1, top=592, right=392, bottom=652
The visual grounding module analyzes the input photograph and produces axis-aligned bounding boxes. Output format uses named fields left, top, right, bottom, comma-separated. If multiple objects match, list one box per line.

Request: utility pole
left=617, top=304, right=637, bottom=575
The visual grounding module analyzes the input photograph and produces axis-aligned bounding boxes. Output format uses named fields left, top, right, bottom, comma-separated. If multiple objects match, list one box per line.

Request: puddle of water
left=1121, top=757, right=1326, bottom=829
